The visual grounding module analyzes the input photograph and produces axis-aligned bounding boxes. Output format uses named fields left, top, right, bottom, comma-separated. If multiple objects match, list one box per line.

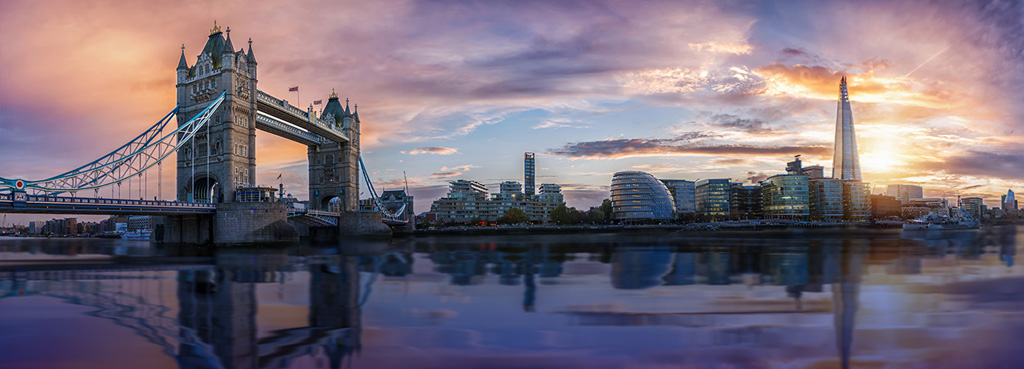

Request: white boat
left=121, top=229, right=153, bottom=240
left=903, top=209, right=978, bottom=230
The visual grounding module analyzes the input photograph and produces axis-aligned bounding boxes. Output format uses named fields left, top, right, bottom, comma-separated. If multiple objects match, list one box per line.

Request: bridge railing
left=256, top=90, right=343, bottom=136
left=2, top=193, right=216, bottom=208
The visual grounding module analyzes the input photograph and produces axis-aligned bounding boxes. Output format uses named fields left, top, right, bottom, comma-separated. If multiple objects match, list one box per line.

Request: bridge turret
left=222, top=27, right=236, bottom=70
left=176, top=45, right=189, bottom=82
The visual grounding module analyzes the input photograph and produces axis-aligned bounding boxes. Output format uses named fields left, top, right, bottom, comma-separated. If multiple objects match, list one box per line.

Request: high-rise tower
left=832, top=76, right=861, bottom=180
left=524, top=152, right=536, bottom=197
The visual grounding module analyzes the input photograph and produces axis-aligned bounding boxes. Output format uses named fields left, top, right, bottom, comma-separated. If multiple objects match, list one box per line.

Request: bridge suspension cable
left=358, top=156, right=407, bottom=223
left=0, top=92, right=226, bottom=196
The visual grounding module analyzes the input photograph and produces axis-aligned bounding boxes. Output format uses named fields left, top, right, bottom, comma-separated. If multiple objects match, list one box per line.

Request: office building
left=524, top=152, right=536, bottom=197
left=833, top=76, right=862, bottom=180
left=870, top=194, right=901, bottom=219
left=801, top=165, right=825, bottom=179
left=660, top=179, right=696, bottom=214
left=696, top=178, right=732, bottom=220
left=127, top=216, right=153, bottom=232
left=429, top=179, right=564, bottom=223
left=610, top=171, right=676, bottom=221
left=961, top=197, right=984, bottom=221
left=762, top=174, right=810, bottom=220
left=810, top=178, right=845, bottom=221
left=885, top=184, right=924, bottom=203
left=843, top=180, right=871, bottom=222
left=1003, top=189, right=1017, bottom=210
left=730, top=183, right=763, bottom=219
left=902, top=198, right=948, bottom=219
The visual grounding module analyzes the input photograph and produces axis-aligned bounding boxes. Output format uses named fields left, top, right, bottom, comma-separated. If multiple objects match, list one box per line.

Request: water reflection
left=0, top=226, right=1021, bottom=369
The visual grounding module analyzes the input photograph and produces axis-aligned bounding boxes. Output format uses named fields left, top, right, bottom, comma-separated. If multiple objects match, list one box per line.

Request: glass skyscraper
left=833, top=76, right=861, bottom=180
left=524, top=152, right=535, bottom=197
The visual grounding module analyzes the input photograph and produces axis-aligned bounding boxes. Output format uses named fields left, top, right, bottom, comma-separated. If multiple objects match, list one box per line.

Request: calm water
left=1, top=227, right=1022, bottom=369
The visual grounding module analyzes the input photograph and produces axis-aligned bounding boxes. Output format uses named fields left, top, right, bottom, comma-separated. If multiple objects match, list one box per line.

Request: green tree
left=498, top=207, right=529, bottom=225
left=599, top=199, right=614, bottom=221
left=550, top=204, right=583, bottom=224
left=584, top=208, right=605, bottom=224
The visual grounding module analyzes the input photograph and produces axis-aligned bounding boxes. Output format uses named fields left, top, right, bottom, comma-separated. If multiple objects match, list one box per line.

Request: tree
left=550, top=204, right=583, bottom=224
left=498, top=207, right=529, bottom=225
left=584, top=208, right=605, bottom=224
left=599, top=199, right=614, bottom=221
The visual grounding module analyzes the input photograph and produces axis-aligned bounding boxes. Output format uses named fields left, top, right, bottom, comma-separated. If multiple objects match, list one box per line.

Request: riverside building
left=611, top=171, right=676, bottom=222
left=660, top=179, right=696, bottom=215
left=695, top=179, right=732, bottom=220
left=428, top=178, right=565, bottom=224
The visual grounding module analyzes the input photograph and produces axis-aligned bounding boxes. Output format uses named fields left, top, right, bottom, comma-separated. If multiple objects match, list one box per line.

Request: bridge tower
left=175, top=22, right=258, bottom=203
left=309, top=92, right=360, bottom=211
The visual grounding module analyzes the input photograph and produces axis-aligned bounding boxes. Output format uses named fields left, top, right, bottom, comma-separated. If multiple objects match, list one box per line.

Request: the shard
left=832, top=76, right=861, bottom=180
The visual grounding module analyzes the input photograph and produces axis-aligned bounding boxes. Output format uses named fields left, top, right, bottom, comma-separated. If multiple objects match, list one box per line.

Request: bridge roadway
left=255, top=90, right=348, bottom=144
left=0, top=192, right=215, bottom=216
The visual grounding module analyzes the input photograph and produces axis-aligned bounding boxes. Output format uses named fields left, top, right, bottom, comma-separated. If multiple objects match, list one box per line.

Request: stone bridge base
left=338, top=211, right=392, bottom=239
left=154, top=202, right=298, bottom=245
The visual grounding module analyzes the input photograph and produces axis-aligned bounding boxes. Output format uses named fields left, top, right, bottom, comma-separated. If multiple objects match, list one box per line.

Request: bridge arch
left=190, top=174, right=222, bottom=203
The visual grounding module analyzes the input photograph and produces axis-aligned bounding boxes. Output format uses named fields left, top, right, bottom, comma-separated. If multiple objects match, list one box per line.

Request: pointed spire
left=177, top=44, right=189, bottom=70
left=246, top=38, right=257, bottom=63
left=223, top=27, right=234, bottom=54
left=329, top=88, right=338, bottom=99
left=210, top=20, right=222, bottom=35
left=345, top=98, right=351, bottom=115
left=353, top=103, right=359, bottom=120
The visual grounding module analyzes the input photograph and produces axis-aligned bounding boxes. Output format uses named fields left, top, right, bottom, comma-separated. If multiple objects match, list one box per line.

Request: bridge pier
left=337, top=211, right=392, bottom=239
left=154, top=202, right=298, bottom=246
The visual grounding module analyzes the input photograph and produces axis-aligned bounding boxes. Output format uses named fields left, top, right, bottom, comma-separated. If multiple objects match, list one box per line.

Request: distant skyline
left=1, top=0, right=1022, bottom=222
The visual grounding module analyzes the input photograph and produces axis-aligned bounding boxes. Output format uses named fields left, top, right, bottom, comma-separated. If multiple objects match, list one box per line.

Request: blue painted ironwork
left=359, top=157, right=407, bottom=224
left=0, top=92, right=226, bottom=195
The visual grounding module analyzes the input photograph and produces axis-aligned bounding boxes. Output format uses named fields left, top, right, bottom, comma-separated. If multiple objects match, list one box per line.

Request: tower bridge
left=0, top=23, right=412, bottom=243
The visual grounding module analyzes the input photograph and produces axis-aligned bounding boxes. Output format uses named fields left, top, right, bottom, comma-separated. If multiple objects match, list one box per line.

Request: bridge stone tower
left=308, top=92, right=360, bottom=211
left=175, top=22, right=258, bottom=203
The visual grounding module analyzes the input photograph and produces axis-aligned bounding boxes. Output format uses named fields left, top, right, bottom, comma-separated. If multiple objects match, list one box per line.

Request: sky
left=1, top=0, right=1023, bottom=222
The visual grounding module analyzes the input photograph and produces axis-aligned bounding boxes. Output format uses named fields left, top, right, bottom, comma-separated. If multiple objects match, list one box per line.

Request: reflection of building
left=611, top=171, right=676, bottom=221
left=661, top=179, right=696, bottom=215
left=696, top=178, right=731, bottom=220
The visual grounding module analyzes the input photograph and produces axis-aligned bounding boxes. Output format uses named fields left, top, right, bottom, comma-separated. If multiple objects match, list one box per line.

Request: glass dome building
left=611, top=171, right=676, bottom=221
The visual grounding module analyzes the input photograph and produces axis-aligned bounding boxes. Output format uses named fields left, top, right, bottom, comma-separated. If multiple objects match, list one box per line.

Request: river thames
left=1, top=226, right=1021, bottom=369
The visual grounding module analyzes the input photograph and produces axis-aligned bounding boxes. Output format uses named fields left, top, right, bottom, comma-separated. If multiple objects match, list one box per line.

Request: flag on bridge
left=288, top=86, right=299, bottom=92
left=313, top=100, right=322, bottom=105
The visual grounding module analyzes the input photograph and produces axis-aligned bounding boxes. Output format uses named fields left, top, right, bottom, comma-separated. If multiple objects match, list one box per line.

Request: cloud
left=533, top=118, right=589, bottom=129
left=915, top=150, right=1024, bottom=182
left=688, top=41, right=753, bottom=55
left=745, top=171, right=770, bottom=184
left=704, top=113, right=773, bottom=133
left=402, top=147, right=459, bottom=155
left=431, top=171, right=462, bottom=179
left=548, top=133, right=829, bottom=159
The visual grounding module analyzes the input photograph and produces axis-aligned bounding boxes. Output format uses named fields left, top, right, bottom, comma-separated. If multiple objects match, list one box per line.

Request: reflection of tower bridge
left=0, top=251, right=408, bottom=369
left=0, top=23, right=410, bottom=242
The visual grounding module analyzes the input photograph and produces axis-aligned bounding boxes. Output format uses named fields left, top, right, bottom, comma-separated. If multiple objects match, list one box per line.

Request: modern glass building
left=660, top=179, right=696, bottom=214
left=611, top=171, right=676, bottom=221
left=961, top=197, right=984, bottom=220
left=696, top=179, right=731, bottom=219
left=885, top=184, right=923, bottom=203
left=810, top=178, right=844, bottom=221
left=833, top=76, right=862, bottom=180
left=524, top=152, right=536, bottom=197
left=761, top=174, right=810, bottom=219
left=843, top=180, right=871, bottom=222
left=730, top=184, right=763, bottom=220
